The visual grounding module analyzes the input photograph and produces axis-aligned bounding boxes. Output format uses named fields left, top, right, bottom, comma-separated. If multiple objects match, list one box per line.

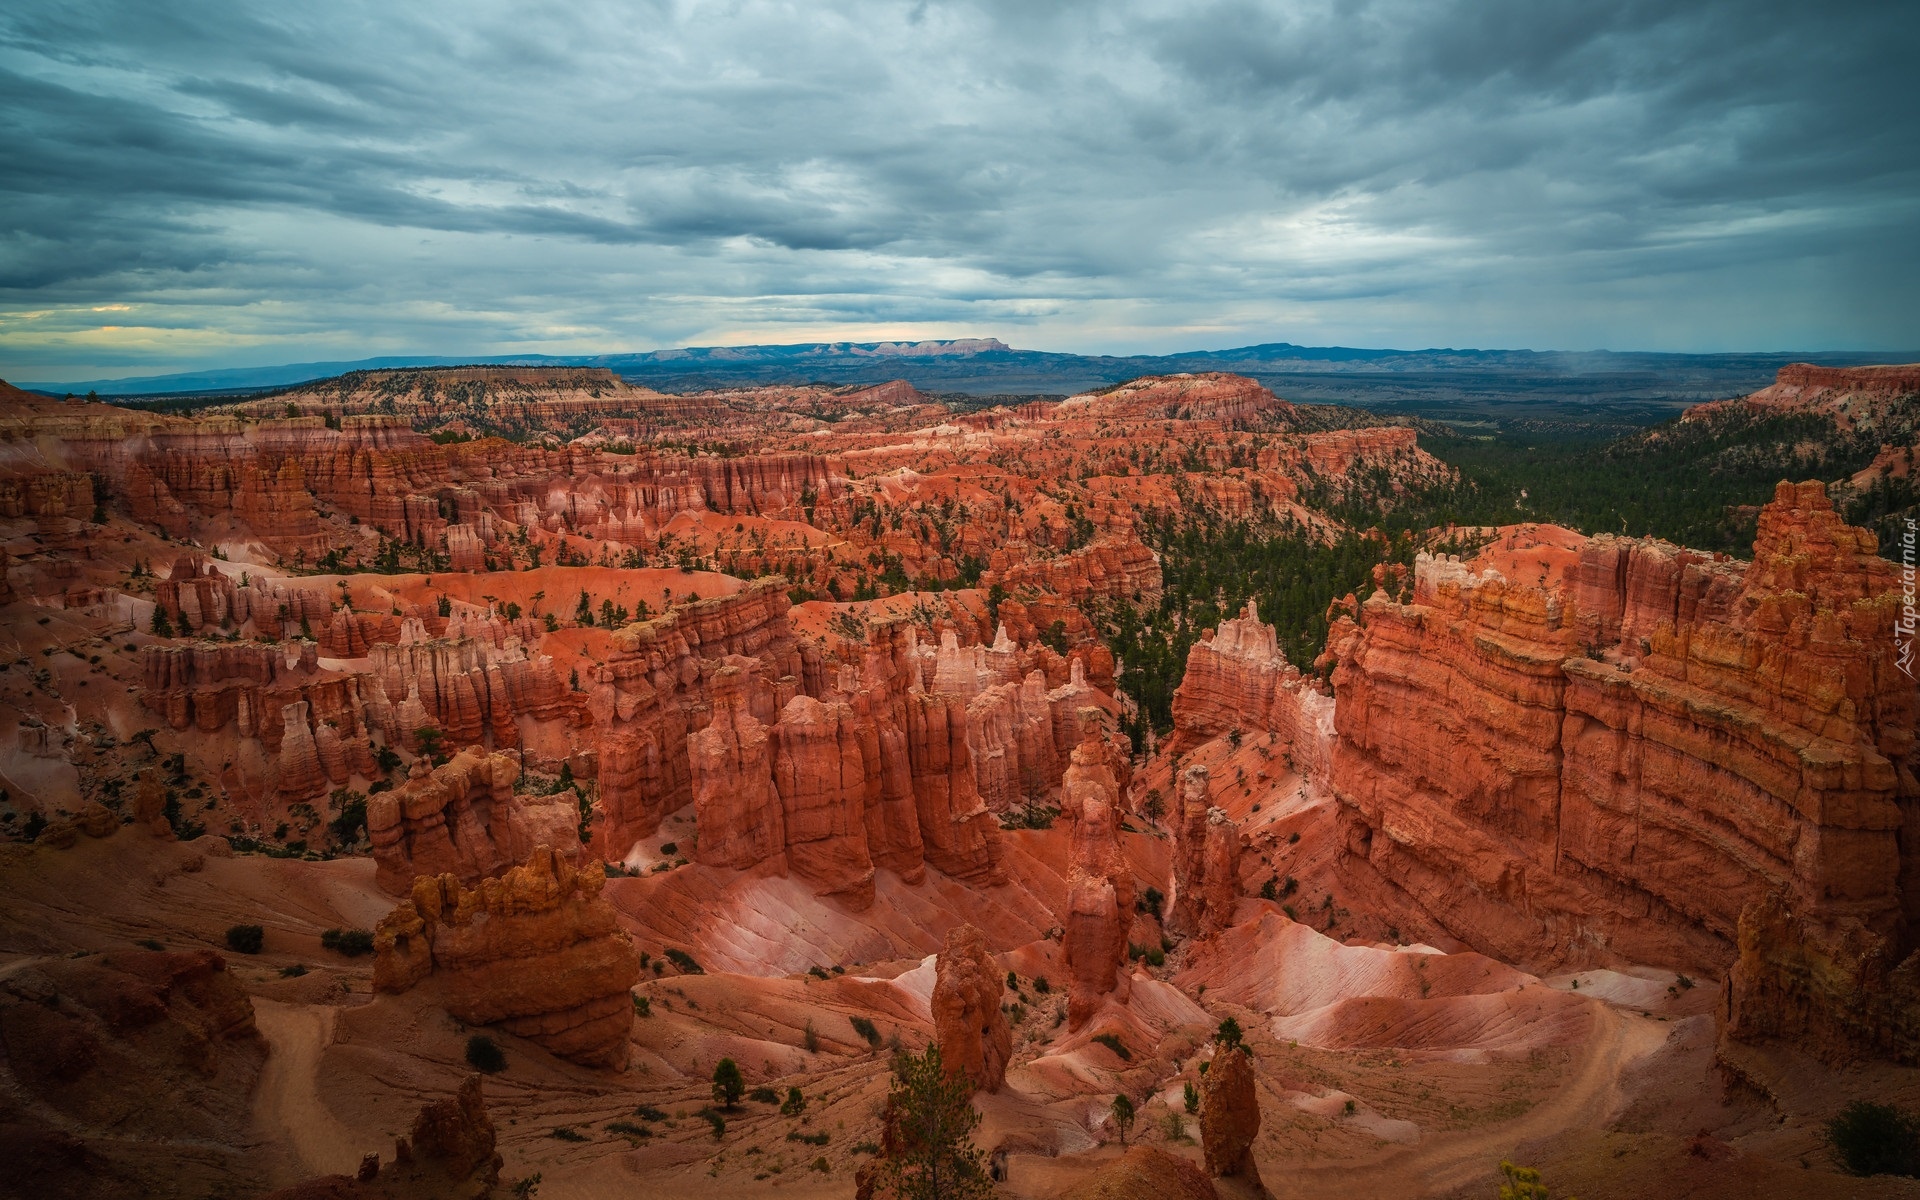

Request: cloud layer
left=2, top=0, right=1915, bottom=380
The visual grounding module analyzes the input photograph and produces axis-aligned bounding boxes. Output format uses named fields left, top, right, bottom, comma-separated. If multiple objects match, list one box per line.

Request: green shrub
left=851, top=1015, right=881, bottom=1046
left=548, top=1126, right=587, bottom=1142
left=1825, top=1101, right=1920, bottom=1177
left=665, top=948, right=704, bottom=974
left=781, top=1086, right=807, bottom=1117
left=1090, top=1032, right=1131, bottom=1061
left=748, top=1086, right=780, bottom=1104
left=321, top=927, right=374, bottom=957
left=225, top=924, right=264, bottom=954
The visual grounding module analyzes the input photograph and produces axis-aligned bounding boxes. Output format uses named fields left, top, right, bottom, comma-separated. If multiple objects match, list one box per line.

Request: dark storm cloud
left=0, top=0, right=1915, bottom=380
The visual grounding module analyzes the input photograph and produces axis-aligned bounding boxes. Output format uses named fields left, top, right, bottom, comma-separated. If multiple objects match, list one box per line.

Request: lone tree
left=1110, top=1094, right=1135, bottom=1146
left=1216, top=1016, right=1244, bottom=1052
left=877, top=1045, right=993, bottom=1200
left=711, top=1057, right=745, bottom=1109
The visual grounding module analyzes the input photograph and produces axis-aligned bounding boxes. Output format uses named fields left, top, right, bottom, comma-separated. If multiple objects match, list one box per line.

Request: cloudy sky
left=2, top=0, right=1915, bottom=382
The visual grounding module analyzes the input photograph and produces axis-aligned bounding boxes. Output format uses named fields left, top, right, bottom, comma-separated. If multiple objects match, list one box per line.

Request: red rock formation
left=591, top=580, right=804, bottom=854
left=1168, top=765, right=1242, bottom=939
left=930, top=923, right=1011, bottom=1093
left=1199, top=1046, right=1262, bottom=1186
left=372, top=845, right=639, bottom=1068
left=1726, top=890, right=1920, bottom=1063
left=1169, top=600, right=1333, bottom=789
left=0, top=948, right=264, bottom=1171
left=366, top=747, right=580, bottom=895
left=262, top=1074, right=504, bottom=1200
left=1062, top=728, right=1133, bottom=1028
left=690, top=664, right=786, bottom=871
left=1307, top=483, right=1917, bottom=1060
left=904, top=689, right=1004, bottom=885
left=1054, top=372, right=1290, bottom=426
left=405, top=1074, right=502, bottom=1185
left=770, top=695, right=876, bottom=906
left=131, top=770, right=174, bottom=838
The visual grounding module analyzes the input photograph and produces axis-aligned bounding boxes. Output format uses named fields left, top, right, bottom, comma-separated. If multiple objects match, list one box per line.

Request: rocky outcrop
left=591, top=580, right=805, bottom=853
left=261, top=1074, right=502, bottom=1200
left=1726, top=890, right=1920, bottom=1064
left=689, top=665, right=786, bottom=871
left=771, top=695, right=878, bottom=906
left=373, top=845, right=640, bottom=1068
left=1062, top=728, right=1133, bottom=1028
left=1055, top=373, right=1289, bottom=426
left=0, top=948, right=264, bottom=1177
left=131, top=770, right=174, bottom=838
left=1301, top=483, right=1918, bottom=1059
left=931, top=924, right=1011, bottom=1093
left=1167, top=765, right=1242, bottom=940
left=1169, top=600, right=1333, bottom=790
left=404, top=1074, right=502, bottom=1186
left=1200, top=1046, right=1262, bottom=1186
left=367, top=748, right=580, bottom=895
left=904, top=690, right=1005, bottom=885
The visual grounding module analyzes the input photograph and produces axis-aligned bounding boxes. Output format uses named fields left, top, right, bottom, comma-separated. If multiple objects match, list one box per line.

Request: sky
left=2, top=0, right=1916, bottom=383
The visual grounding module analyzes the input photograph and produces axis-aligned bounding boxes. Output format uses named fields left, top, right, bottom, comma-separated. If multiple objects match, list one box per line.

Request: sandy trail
left=1273, top=1003, right=1666, bottom=1198
left=253, top=999, right=361, bottom=1181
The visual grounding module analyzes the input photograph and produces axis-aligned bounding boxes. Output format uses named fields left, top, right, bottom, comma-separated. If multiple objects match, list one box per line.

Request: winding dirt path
left=1276, top=1003, right=1667, bottom=1198
left=253, top=999, right=361, bottom=1179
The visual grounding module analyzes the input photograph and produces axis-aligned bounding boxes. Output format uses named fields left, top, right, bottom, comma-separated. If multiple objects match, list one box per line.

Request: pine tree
left=711, top=1058, right=744, bottom=1109
left=877, top=1046, right=993, bottom=1200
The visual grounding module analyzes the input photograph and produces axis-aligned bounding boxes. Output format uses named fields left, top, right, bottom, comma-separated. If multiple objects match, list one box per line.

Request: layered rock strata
left=367, top=748, right=580, bottom=895
left=1169, top=599, right=1333, bottom=791
left=373, top=845, right=639, bottom=1067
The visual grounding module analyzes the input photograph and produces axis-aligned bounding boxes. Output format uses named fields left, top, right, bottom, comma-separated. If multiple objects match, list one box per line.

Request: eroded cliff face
left=366, top=747, right=580, bottom=896
left=373, top=845, right=640, bottom=1068
left=1167, top=481, right=1919, bottom=1061
left=1169, top=598, right=1333, bottom=790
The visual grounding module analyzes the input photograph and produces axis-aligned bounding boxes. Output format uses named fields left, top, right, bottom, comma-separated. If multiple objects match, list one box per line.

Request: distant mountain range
left=16, top=338, right=1918, bottom=425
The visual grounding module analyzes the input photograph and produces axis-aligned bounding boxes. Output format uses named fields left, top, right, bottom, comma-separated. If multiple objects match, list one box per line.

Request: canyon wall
left=1171, top=482, right=1919, bottom=1060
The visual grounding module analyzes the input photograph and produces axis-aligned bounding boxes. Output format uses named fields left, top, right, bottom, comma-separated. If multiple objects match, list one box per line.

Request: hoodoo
left=8, top=353, right=1920, bottom=1198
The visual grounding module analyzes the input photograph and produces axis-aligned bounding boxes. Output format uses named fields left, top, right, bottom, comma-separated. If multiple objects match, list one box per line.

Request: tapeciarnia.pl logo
left=1900, top=517, right=1916, bottom=679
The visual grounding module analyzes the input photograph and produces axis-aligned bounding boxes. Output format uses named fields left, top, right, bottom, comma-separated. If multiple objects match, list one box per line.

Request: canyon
left=0, top=362, right=1916, bottom=1200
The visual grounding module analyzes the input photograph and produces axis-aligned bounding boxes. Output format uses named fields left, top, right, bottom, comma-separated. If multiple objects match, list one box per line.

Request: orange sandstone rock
left=1062, top=729, right=1133, bottom=1028
left=366, top=747, right=579, bottom=895
left=1199, top=1046, right=1262, bottom=1186
left=373, top=845, right=640, bottom=1068
left=1168, top=765, right=1241, bottom=940
left=930, top=923, right=1011, bottom=1093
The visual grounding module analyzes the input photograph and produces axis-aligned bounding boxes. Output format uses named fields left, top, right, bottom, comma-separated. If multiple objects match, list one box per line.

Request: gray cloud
left=0, top=0, right=1915, bottom=381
